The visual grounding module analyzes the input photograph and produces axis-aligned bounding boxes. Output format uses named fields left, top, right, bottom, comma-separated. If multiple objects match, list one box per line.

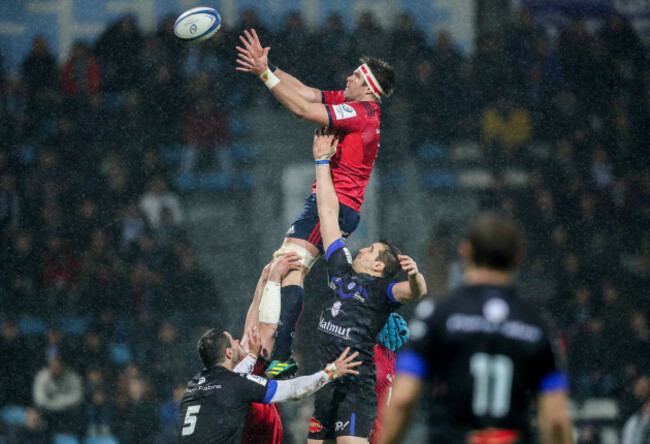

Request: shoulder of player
left=347, top=100, right=379, bottom=117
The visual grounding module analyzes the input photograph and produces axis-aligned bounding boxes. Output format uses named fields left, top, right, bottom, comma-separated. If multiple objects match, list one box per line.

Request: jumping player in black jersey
left=379, top=213, right=573, bottom=444
left=179, top=322, right=361, bottom=444
left=308, top=131, right=427, bottom=444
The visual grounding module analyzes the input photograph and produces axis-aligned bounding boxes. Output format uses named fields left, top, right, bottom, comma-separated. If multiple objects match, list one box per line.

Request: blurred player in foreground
left=178, top=321, right=361, bottom=443
left=307, top=130, right=426, bottom=443
left=236, top=29, right=395, bottom=376
left=379, top=213, right=573, bottom=444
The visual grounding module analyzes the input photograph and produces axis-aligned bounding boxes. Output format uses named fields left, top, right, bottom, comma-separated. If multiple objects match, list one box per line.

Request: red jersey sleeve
left=321, top=90, right=346, bottom=105
left=325, top=101, right=368, bottom=132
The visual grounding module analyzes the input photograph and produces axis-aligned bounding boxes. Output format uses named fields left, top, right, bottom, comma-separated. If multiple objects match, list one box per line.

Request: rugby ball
left=174, top=7, right=221, bottom=42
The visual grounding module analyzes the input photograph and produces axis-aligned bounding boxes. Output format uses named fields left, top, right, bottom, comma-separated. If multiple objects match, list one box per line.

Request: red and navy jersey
left=311, top=90, right=381, bottom=212
left=370, top=344, right=396, bottom=444
left=396, top=286, right=568, bottom=443
left=241, top=359, right=282, bottom=444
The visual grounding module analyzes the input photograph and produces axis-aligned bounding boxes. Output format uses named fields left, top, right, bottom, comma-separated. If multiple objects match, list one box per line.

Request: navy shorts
left=308, top=376, right=377, bottom=440
left=286, top=194, right=360, bottom=253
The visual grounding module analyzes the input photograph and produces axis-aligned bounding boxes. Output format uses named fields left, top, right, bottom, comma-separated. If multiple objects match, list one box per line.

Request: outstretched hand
left=236, top=29, right=269, bottom=76
left=313, top=128, right=339, bottom=161
left=398, top=254, right=419, bottom=276
left=329, top=347, right=362, bottom=378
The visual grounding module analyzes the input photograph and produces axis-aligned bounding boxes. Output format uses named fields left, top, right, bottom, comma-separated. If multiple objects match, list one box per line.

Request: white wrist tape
left=260, top=68, right=280, bottom=90
left=325, top=362, right=339, bottom=379
left=259, top=280, right=281, bottom=323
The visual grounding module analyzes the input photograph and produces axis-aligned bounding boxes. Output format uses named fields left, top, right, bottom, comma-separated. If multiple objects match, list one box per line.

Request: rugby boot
left=265, top=356, right=299, bottom=380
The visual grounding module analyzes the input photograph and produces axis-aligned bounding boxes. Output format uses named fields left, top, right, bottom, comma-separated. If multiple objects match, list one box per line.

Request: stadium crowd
left=0, top=6, right=649, bottom=443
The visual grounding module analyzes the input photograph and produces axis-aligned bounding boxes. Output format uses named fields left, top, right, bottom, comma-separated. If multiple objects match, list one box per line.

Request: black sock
left=271, top=285, right=304, bottom=361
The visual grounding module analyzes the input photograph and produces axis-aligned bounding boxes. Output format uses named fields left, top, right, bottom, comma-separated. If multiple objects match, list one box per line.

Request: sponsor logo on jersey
left=198, top=377, right=206, bottom=385
left=331, top=300, right=342, bottom=317
left=332, top=104, right=357, bottom=121
left=483, top=298, right=509, bottom=323
left=318, top=317, right=352, bottom=340
left=335, top=420, right=350, bottom=431
left=446, top=314, right=542, bottom=342
left=287, top=225, right=295, bottom=235
left=309, top=418, right=323, bottom=433
left=245, top=374, right=268, bottom=386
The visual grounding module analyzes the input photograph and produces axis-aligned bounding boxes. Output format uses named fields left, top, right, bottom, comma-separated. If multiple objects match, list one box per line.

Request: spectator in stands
left=0, top=172, right=22, bottom=237
left=167, top=244, right=217, bottom=316
left=156, top=382, right=186, bottom=443
left=22, top=35, right=58, bottom=93
left=481, top=94, right=531, bottom=166
left=95, top=15, right=143, bottom=91
left=352, top=11, right=385, bottom=59
left=84, top=366, right=112, bottom=437
left=0, top=318, right=34, bottom=405
left=41, top=234, right=80, bottom=313
left=112, top=366, right=157, bottom=444
left=181, top=97, right=230, bottom=174
left=146, top=322, right=189, bottom=397
left=622, top=397, right=650, bottom=444
left=61, top=41, right=102, bottom=99
left=139, top=177, right=183, bottom=228
left=2, top=231, right=40, bottom=315
left=79, top=228, right=126, bottom=313
left=33, top=354, right=84, bottom=436
left=76, top=331, right=109, bottom=375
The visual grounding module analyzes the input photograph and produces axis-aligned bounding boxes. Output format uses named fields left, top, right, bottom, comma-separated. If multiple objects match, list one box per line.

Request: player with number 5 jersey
left=380, top=213, right=574, bottom=444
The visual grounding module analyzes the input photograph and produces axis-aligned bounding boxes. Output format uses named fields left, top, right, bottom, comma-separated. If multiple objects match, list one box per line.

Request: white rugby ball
left=174, top=7, right=221, bottom=42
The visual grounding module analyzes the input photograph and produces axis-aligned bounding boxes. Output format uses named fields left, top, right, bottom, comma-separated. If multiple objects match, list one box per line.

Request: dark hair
left=360, top=56, right=395, bottom=97
left=197, top=328, right=230, bottom=369
left=467, top=212, right=525, bottom=271
left=377, top=239, right=401, bottom=279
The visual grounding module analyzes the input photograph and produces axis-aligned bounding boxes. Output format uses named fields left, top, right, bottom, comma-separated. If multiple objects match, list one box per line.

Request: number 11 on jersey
left=470, top=353, right=513, bottom=418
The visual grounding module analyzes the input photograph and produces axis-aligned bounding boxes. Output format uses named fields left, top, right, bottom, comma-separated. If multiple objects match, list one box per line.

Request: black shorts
left=308, top=376, right=377, bottom=440
left=286, top=194, right=361, bottom=253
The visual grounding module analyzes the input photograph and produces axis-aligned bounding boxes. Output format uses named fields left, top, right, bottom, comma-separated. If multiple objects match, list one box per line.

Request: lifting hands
left=313, top=128, right=339, bottom=161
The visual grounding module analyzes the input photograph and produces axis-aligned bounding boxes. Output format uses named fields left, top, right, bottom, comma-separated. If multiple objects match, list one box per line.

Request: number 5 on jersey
left=182, top=405, right=201, bottom=436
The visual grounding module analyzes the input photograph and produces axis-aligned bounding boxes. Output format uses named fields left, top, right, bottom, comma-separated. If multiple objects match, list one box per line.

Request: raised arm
left=236, top=30, right=329, bottom=126
left=237, top=30, right=321, bottom=103
left=390, top=255, right=427, bottom=303
left=312, top=130, right=341, bottom=252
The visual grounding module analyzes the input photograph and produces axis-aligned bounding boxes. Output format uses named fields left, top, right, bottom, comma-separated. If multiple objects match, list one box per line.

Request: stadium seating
left=83, top=437, right=119, bottom=444
left=18, top=316, right=46, bottom=336
left=108, top=343, right=132, bottom=365
left=53, top=434, right=81, bottom=444
left=1, top=405, right=26, bottom=426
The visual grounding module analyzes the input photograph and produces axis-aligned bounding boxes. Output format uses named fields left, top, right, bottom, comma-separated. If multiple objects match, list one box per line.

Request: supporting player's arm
left=389, top=255, right=427, bottom=303
left=234, top=325, right=263, bottom=375
left=537, top=391, right=574, bottom=444
left=377, top=374, right=422, bottom=444
left=312, top=130, right=342, bottom=252
left=236, top=31, right=329, bottom=126
left=265, top=348, right=361, bottom=403
left=255, top=254, right=302, bottom=359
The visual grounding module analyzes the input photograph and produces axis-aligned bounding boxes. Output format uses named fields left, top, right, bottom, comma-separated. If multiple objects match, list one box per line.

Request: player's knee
left=273, top=242, right=319, bottom=271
